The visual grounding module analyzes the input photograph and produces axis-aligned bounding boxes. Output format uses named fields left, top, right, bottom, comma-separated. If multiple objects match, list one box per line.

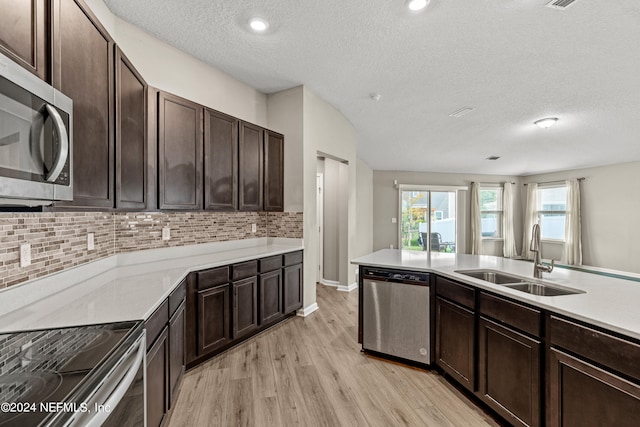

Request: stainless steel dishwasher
left=362, top=267, right=431, bottom=364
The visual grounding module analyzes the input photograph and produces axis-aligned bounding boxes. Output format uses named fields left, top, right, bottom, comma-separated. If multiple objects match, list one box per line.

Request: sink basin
left=504, top=282, right=585, bottom=296
left=455, top=270, right=523, bottom=284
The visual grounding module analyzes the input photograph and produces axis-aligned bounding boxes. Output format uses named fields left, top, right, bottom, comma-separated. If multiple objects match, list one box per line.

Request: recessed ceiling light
left=534, top=117, right=559, bottom=128
left=249, top=18, right=269, bottom=32
left=407, top=0, right=430, bottom=12
left=370, top=93, right=382, bottom=101
left=486, top=156, right=501, bottom=161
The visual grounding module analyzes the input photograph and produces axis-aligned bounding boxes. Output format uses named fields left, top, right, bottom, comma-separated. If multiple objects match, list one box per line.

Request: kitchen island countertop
left=352, top=249, right=640, bottom=341
left=0, top=238, right=303, bottom=333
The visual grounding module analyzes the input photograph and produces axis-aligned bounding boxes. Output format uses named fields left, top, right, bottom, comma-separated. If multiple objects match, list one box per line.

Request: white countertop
left=0, top=238, right=303, bottom=333
left=352, top=249, right=640, bottom=341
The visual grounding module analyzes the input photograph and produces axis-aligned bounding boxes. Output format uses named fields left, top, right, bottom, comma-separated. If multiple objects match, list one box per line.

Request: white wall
left=373, top=170, right=523, bottom=256
left=524, top=161, right=640, bottom=273
left=303, top=88, right=358, bottom=299
left=85, top=0, right=268, bottom=126
left=267, top=87, right=304, bottom=211
left=356, top=159, right=373, bottom=258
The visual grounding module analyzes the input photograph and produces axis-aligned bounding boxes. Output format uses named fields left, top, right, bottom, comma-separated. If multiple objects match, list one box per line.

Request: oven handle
left=44, top=104, right=69, bottom=182
left=81, top=335, right=146, bottom=427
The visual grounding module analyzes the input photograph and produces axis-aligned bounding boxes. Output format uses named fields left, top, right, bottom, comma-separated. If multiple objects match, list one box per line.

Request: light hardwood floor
left=167, top=284, right=501, bottom=427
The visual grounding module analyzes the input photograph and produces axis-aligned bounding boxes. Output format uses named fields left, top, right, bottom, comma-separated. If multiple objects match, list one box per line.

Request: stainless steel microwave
left=0, top=52, right=73, bottom=206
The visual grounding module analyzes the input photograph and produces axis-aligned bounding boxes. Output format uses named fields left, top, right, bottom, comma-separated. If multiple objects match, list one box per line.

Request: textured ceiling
left=103, top=0, right=640, bottom=175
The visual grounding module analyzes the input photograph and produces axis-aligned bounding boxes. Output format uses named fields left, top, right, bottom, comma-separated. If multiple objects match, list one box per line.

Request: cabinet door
left=478, top=317, right=541, bottom=427
left=169, top=301, right=185, bottom=407
left=204, top=108, right=238, bottom=210
left=283, top=263, right=303, bottom=313
left=548, top=348, right=640, bottom=427
left=146, top=327, right=169, bottom=427
left=238, top=121, right=263, bottom=211
left=435, top=296, right=475, bottom=391
left=233, top=277, right=258, bottom=339
left=115, top=47, right=147, bottom=209
left=0, top=0, right=48, bottom=81
left=158, top=91, right=203, bottom=210
left=259, top=269, right=282, bottom=325
left=197, top=284, right=231, bottom=356
left=264, top=130, right=284, bottom=211
left=52, top=0, right=115, bottom=208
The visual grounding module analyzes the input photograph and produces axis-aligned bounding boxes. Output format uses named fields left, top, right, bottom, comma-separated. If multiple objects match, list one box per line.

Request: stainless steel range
left=0, top=321, right=145, bottom=427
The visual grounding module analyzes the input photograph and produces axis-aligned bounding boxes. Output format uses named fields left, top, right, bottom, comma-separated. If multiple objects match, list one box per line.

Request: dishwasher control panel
left=362, top=267, right=429, bottom=284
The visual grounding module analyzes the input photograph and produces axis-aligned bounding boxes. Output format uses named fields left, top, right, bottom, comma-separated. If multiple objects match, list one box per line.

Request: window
left=480, top=188, right=502, bottom=238
left=538, top=185, right=567, bottom=240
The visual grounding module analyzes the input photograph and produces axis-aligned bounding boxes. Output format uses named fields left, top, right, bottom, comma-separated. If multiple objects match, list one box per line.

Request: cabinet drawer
left=259, top=255, right=283, bottom=273
left=283, top=251, right=303, bottom=267
left=197, top=266, right=229, bottom=290
left=436, top=276, right=475, bottom=309
left=549, top=316, right=640, bottom=380
left=480, top=292, right=542, bottom=337
left=169, top=279, right=186, bottom=317
left=232, top=260, right=258, bottom=281
left=146, top=299, right=169, bottom=350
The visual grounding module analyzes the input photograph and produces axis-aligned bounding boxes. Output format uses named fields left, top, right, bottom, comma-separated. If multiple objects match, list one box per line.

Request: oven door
left=67, top=333, right=146, bottom=427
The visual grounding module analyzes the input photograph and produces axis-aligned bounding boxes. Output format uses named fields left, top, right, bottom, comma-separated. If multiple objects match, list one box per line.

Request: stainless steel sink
left=455, top=269, right=585, bottom=296
left=455, top=270, right=523, bottom=284
left=504, top=282, right=585, bottom=296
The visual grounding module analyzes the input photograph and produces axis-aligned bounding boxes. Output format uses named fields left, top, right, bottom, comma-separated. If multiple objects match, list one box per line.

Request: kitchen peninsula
left=353, top=249, right=640, bottom=427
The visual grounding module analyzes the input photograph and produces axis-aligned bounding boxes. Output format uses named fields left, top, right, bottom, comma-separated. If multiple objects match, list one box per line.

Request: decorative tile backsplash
left=0, top=211, right=303, bottom=290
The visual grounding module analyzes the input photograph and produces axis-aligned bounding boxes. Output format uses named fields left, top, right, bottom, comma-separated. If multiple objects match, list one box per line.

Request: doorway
left=399, top=189, right=457, bottom=252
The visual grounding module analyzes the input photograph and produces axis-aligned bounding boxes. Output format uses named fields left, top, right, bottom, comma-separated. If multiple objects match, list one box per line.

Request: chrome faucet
left=530, top=223, right=555, bottom=279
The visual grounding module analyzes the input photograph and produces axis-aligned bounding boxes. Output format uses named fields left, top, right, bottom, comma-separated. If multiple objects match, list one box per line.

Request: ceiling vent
left=546, top=0, right=579, bottom=10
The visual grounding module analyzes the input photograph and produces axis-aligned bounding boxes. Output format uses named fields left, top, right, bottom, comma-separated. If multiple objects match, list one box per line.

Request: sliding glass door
left=400, top=190, right=457, bottom=252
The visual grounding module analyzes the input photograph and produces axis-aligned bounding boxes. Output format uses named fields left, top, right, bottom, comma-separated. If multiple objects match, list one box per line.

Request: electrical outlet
left=390, top=244, right=394, bottom=249
left=391, top=217, right=397, bottom=224
left=87, top=233, right=95, bottom=250
left=251, top=223, right=257, bottom=233
left=162, top=227, right=171, bottom=241
left=20, top=243, right=31, bottom=267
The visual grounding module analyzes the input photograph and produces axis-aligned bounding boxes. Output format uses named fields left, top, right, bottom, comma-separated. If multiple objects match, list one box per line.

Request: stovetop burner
left=20, top=329, right=113, bottom=364
left=0, top=371, right=62, bottom=426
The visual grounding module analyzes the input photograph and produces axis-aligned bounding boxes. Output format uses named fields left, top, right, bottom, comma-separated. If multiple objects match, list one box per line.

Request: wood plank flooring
left=168, top=284, right=501, bottom=427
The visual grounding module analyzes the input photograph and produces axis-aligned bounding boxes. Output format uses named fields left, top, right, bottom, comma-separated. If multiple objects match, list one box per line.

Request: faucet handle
left=547, top=259, right=555, bottom=273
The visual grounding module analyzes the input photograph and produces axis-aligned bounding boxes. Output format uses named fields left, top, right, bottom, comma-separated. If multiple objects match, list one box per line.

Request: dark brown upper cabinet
left=115, top=47, right=147, bottom=210
left=238, top=121, right=263, bottom=211
left=0, top=0, right=49, bottom=81
left=52, top=0, right=115, bottom=208
left=264, top=130, right=284, bottom=212
left=204, top=108, right=238, bottom=210
left=158, top=91, right=203, bottom=210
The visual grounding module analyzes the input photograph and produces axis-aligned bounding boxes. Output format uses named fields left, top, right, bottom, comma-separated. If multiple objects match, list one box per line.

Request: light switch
left=87, top=233, right=95, bottom=250
left=391, top=217, right=397, bottom=224
left=251, top=223, right=257, bottom=233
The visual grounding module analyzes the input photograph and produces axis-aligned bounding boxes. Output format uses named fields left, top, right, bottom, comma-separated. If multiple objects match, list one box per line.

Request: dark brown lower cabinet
left=146, top=327, right=169, bottom=427
left=478, top=317, right=541, bottom=427
left=436, top=296, right=476, bottom=391
left=259, top=269, right=282, bottom=325
left=548, top=348, right=640, bottom=427
left=197, top=283, right=231, bottom=356
left=283, top=263, right=303, bottom=313
left=233, top=277, right=258, bottom=339
left=168, top=301, right=185, bottom=406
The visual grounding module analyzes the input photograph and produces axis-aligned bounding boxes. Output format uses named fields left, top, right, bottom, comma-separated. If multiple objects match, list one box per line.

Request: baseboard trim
left=320, top=278, right=340, bottom=287
left=337, top=282, right=357, bottom=292
left=297, top=302, right=319, bottom=317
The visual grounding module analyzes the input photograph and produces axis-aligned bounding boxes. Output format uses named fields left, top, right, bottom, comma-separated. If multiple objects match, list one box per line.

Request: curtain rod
left=470, top=181, right=516, bottom=185
left=523, top=177, right=585, bottom=186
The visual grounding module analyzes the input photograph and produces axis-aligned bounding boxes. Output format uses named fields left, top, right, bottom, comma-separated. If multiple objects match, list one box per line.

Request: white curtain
left=470, top=182, right=482, bottom=255
left=522, top=183, right=538, bottom=260
left=502, top=182, right=518, bottom=258
left=563, top=179, right=582, bottom=265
